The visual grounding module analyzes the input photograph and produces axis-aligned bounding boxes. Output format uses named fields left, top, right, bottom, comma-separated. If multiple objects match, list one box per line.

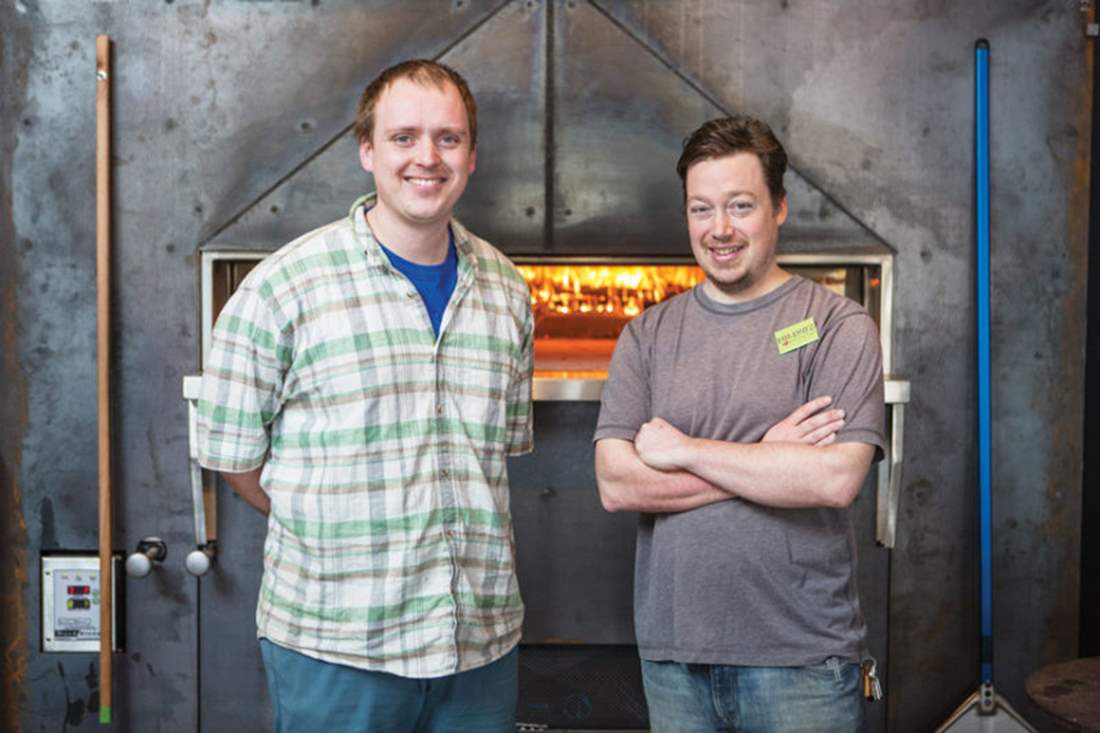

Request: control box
left=41, top=553, right=123, bottom=653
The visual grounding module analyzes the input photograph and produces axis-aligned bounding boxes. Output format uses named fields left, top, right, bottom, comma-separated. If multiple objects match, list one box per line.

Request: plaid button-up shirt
left=197, top=193, right=533, bottom=678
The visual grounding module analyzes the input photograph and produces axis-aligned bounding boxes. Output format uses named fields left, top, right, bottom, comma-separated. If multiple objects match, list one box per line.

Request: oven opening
left=518, top=262, right=706, bottom=377
left=201, top=252, right=883, bottom=386
left=514, top=258, right=880, bottom=380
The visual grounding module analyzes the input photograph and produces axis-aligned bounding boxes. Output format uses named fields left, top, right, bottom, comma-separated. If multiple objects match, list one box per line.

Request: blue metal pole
left=975, top=38, right=993, bottom=686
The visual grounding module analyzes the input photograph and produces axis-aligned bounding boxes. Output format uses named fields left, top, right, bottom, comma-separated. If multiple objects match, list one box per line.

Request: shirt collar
left=349, top=192, right=478, bottom=275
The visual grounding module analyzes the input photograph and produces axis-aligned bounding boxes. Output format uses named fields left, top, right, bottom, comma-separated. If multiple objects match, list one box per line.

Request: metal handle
left=185, top=543, right=216, bottom=577
left=125, top=536, right=167, bottom=578
left=876, top=378, right=910, bottom=548
left=183, top=375, right=217, bottom=575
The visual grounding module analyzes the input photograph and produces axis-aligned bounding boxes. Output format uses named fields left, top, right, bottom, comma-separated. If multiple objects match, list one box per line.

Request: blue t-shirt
left=378, top=229, right=458, bottom=337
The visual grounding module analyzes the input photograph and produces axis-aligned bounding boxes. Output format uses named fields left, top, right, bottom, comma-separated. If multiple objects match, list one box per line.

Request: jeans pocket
left=807, top=656, right=861, bottom=690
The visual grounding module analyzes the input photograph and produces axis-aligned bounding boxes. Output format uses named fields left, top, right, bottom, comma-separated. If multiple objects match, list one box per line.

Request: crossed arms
left=226, top=399, right=872, bottom=517
left=595, top=396, right=875, bottom=514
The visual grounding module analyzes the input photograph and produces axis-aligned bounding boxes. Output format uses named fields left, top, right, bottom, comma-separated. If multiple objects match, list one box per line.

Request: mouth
left=406, top=176, right=447, bottom=188
left=706, top=242, right=747, bottom=262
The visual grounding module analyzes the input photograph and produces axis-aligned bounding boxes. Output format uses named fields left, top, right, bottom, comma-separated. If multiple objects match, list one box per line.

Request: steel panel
left=508, top=402, right=637, bottom=644
left=449, top=0, right=547, bottom=253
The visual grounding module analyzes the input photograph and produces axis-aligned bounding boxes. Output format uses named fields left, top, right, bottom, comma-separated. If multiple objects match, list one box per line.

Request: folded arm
left=635, top=416, right=873, bottom=509
left=597, top=396, right=850, bottom=513
left=595, top=438, right=731, bottom=513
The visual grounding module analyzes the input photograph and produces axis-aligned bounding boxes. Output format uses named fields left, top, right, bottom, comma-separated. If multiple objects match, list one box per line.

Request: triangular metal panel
left=204, top=0, right=536, bottom=251
left=552, top=0, right=720, bottom=255
left=585, top=0, right=890, bottom=254
left=448, top=1, right=547, bottom=253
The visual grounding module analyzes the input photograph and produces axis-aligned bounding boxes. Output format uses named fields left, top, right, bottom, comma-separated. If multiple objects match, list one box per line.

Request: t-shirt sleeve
left=808, top=310, right=886, bottom=461
left=506, top=298, right=534, bottom=456
left=594, top=318, right=651, bottom=443
left=196, top=284, right=289, bottom=473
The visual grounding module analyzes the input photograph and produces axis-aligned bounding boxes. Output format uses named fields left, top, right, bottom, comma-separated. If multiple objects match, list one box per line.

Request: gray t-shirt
left=594, top=275, right=886, bottom=666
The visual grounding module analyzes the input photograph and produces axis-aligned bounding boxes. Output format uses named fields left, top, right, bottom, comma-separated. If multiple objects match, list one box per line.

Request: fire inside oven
left=515, top=258, right=877, bottom=379
left=203, top=255, right=879, bottom=381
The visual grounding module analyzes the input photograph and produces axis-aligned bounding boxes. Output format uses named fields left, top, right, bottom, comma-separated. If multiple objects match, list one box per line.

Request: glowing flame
left=517, top=264, right=705, bottom=339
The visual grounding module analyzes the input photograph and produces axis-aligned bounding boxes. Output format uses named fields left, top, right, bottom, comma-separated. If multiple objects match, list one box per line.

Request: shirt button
left=436, top=404, right=444, bottom=416
left=441, top=469, right=450, bottom=478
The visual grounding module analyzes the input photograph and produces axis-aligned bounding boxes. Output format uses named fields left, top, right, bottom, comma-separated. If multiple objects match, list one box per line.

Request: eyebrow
left=687, top=190, right=758, bottom=202
left=382, top=125, right=468, bottom=138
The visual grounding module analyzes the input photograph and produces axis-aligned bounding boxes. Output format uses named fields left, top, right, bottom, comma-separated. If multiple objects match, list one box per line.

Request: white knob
left=125, top=536, right=167, bottom=578
left=125, top=552, right=152, bottom=578
left=185, top=549, right=212, bottom=576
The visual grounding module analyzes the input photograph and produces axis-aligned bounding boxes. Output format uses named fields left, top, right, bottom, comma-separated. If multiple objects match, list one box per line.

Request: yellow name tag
left=774, top=318, right=819, bottom=354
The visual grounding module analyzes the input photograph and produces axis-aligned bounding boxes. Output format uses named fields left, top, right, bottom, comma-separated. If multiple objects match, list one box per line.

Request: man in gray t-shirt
left=594, top=116, right=885, bottom=732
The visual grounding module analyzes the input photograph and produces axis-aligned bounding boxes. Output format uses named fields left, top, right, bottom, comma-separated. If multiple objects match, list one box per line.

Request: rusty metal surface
left=1, top=5, right=33, bottom=731
left=1, top=1, right=1089, bottom=732
left=1026, top=657, right=1100, bottom=732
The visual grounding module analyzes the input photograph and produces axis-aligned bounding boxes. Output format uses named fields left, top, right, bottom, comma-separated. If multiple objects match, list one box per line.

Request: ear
left=775, top=195, right=789, bottom=226
left=359, top=140, right=374, bottom=174
left=467, top=145, right=477, bottom=176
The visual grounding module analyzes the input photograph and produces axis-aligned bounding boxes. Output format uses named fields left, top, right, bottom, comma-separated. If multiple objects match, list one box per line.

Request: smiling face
left=685, top=152, right=789, bottom=304
left=359, top=77, right=476, bottom=238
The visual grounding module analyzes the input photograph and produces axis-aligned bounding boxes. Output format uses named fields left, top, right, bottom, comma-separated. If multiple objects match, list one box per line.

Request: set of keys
left=862, top=659, right=884, bottom=701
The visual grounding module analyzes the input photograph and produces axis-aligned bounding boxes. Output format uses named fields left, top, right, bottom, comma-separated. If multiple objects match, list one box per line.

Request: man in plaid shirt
left=197, top=59, right=533, bottom=732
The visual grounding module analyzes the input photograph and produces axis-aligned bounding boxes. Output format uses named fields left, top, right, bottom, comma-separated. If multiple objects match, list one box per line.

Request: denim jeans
left=259, top=639, right=518, bottom=733
left=641, top=657, right=864, bottom=732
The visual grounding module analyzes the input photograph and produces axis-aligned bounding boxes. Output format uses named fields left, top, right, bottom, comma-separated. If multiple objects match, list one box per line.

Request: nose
left=415, top=138, right=441, bottom=167
left=712, top=209, right=734, bottom=240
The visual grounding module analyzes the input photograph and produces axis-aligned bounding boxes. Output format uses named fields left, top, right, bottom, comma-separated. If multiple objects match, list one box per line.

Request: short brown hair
left=353, top=59, right=478, bottom=147
left=676, top=116, right=787, bottom=205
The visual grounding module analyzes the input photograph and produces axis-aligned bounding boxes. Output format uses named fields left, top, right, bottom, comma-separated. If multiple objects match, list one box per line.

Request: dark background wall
left=1, top=1, right=1090, bottom=731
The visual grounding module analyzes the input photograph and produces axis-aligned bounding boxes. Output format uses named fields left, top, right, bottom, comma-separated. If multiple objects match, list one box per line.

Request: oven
left=182, top=248, right=909, bottom=732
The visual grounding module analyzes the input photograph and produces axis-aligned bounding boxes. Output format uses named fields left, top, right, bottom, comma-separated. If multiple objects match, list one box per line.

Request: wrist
left=670, top=435, right=697, bottom=471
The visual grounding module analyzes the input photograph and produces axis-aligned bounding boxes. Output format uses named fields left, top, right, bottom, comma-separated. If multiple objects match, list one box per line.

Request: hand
left=634, top=417, right=693, bottom=471
left=762, top=396, right=845, bottom=447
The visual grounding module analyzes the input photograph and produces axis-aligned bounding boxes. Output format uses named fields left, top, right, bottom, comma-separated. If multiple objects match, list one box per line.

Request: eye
left=392, top=133, right=414, bottom=146
left=729, top=200, right=755, bottom=217
left=438, top=133, right=462, bottom=147
left=688, top=205, right=713, bottom=218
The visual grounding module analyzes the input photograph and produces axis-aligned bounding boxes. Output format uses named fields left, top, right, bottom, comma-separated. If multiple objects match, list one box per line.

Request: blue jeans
left=259, top=639, right=518, bottom=733
left=641, top=657, right=864, bottom=732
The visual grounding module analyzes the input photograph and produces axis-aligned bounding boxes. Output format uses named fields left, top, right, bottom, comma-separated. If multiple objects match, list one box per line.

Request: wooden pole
left=95, top=33, right=113, bottom=726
